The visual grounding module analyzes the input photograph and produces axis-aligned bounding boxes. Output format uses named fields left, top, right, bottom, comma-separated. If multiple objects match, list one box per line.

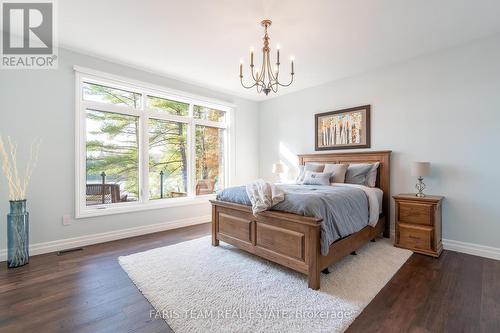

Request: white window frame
left=74, top=66, right=234, bottom=218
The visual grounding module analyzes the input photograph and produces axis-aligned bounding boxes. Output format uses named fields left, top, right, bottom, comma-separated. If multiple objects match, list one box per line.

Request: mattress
left=216, top=183, right=380, bottom=255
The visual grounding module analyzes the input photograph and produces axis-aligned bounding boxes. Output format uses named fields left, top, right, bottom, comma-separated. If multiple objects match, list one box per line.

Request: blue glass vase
left=7, top=200, right=29, bottom=268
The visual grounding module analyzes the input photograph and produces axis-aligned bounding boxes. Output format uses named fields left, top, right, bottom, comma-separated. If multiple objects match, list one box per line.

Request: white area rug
left=119, top=236, right=411, bottom=333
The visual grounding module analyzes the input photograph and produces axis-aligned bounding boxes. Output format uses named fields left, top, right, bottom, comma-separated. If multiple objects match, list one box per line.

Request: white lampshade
left=272, top=162, right=285, bottom=174
left=411, top=162, right=431, bottom=177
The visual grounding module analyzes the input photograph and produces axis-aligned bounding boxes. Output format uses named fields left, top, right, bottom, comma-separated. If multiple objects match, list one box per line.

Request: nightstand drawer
left=398, top=202, right=433, bottom=225
left=399, top=224, right=433, bottom=251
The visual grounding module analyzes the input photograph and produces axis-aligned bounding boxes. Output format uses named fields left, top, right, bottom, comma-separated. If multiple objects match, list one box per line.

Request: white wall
left=0, top=48, right=259, bottom=253
left=259, top=35, right=500, bottom=249
left=1, top=34, right=499, bottom=257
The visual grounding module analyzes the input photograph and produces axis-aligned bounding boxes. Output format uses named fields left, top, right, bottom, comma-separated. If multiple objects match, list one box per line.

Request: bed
left=210, top=151, right=391, bottom=289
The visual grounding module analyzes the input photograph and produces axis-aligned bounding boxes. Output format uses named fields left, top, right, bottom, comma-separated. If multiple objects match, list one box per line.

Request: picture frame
left=315, top=105, right=371, bottom=150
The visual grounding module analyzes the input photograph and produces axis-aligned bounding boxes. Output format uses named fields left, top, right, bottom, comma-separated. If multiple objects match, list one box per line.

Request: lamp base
left=415, top=177, right=426, bottom=198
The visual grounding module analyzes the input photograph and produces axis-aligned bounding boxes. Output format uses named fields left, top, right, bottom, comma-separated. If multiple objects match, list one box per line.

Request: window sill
left=75, top=194, right=216, bottom=219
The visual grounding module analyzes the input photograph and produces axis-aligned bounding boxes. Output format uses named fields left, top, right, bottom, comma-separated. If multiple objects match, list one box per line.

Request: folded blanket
left=245, top=179, right=285, bottom=215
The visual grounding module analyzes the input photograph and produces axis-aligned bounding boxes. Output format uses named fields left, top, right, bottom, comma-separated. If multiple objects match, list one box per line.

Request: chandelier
left=239, top=19, right=294, bottom=96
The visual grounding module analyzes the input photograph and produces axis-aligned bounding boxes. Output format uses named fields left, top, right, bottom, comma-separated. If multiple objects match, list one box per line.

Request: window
left=85, top=109, right=139, bottom=206
left=148, top=118, right=188, bottom=200
left=195, top=125, right=225, bottom=194
left=83, top=82, right=141, bottom=108
left=75, top=68, right=231, bottom=217
left=193, top=105, right=226, bottom=122
left=147, top=96, right=189, bottom=116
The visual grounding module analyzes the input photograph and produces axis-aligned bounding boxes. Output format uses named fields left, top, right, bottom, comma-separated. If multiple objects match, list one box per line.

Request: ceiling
left=59, top=0, right=500, bottom=101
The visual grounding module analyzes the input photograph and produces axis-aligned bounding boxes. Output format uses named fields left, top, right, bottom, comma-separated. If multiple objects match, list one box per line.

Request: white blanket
left=245, top=179, right=285, bottom=215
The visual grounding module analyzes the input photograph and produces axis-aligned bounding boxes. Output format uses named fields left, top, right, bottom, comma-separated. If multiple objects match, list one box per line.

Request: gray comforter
left=216, top=184, right=369, bottom=255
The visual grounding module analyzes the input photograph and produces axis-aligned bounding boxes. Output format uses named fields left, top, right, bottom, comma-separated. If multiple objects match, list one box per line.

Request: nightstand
left=393, top=194, right=444, bottom=257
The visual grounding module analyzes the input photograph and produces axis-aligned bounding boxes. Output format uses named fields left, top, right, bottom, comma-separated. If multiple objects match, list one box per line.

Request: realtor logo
left=1, top=0, right=57, bottom=68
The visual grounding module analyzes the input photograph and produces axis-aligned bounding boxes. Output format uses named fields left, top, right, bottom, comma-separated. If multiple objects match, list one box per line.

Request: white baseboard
left=0, top=215, right=211, bottom=262
left=443, top=238, right=500, bottom=261
left=2, top=220, right=498, bottom=263
left=391, top=227, right=500, bottom=261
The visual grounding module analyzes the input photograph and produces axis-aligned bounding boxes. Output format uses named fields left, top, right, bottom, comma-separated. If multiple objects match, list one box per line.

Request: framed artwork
left=315, top=105, right=371, bottom=150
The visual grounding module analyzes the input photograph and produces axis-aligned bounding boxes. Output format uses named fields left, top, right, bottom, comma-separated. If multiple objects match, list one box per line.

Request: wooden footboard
left=211, top=200, right=387, bottom=289
left=211, top=200, right=323, bottom=289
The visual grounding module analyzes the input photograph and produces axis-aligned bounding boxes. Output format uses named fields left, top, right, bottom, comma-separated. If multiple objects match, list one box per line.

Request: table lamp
left=411, top=162, right=431, bottom=197
left=272, top=162, right=285, bottom=181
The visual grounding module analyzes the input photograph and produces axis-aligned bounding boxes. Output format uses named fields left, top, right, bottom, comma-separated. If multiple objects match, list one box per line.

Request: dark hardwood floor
left=0, top=224, right=211, bottom=333
left=347, top=247, right=500, bottom=333
left=0, top=223, right=499, bottom=333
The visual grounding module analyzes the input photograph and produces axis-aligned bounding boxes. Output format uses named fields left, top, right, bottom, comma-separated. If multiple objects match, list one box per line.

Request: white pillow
left=367, top=162, right=380, bottom=187
left=302, top=171, right=332, bottom=185
left=296, top=163, right=324, bottom=183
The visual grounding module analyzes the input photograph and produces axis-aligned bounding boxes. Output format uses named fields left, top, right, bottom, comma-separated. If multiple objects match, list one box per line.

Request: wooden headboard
left=298, top=150, right=391, bottom=237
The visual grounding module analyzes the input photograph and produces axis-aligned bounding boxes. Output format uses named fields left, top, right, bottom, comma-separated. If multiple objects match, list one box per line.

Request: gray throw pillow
left=345, top=164, right=373, bottom=185
left=348, top=163, right=380, bottom=187
left=323, top=163, right=349, bottom=183
left=302, top=171, right=332, bottom=185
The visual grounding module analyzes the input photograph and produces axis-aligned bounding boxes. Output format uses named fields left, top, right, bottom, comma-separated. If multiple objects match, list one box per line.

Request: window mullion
left=140, top=91, right=149, bottom=204
left=144, top=109, right=190, bottom=123
left=187, top=104, right=195, bottom=197
left=193, top=118, right=227, bottom=129
left=81, top=101, right=141, bottom=117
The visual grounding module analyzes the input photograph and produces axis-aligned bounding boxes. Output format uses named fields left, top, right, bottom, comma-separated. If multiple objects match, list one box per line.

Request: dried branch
left=22, top=139, right=41, bottom=198
left=0, top=135, right=41, bottom=200
left=0, top=136, right=16, bottom=198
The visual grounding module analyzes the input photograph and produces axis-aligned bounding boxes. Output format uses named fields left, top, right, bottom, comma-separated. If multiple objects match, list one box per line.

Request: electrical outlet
left=62, top=214, right=71, bottom=226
